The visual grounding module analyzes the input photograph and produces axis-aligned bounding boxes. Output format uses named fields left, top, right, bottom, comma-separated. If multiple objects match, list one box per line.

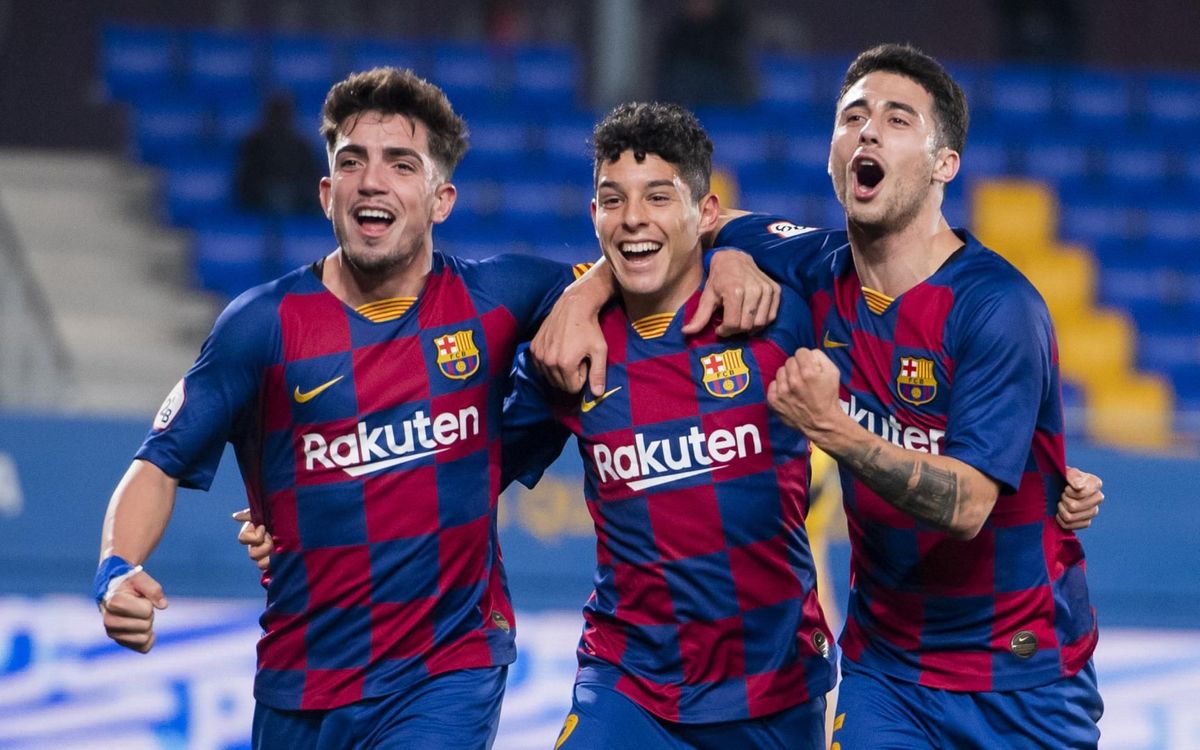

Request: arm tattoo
left=844, top=445, right=959, bottom=529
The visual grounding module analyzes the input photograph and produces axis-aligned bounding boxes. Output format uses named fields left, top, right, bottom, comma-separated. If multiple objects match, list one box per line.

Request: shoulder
left=716, top=212, right=846, bottom=251
left=944, top=234, right=1053, bottom=338
left=209, top=266, right=312, bottom=347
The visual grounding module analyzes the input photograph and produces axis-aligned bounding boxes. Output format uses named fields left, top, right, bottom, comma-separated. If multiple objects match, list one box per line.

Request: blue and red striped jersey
left=136, top=251, right=574, bottom=710
left=504, top=287, right=837, bottom=723
left=715, top=214, right=1098, bottom=692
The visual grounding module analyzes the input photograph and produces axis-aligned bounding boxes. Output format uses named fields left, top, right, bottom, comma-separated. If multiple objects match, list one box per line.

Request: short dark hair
left=839, top=43, right=969, bottom=155
left=592, top=102, right=713, bottom=202
left=320, top=67, right=469, bottom=178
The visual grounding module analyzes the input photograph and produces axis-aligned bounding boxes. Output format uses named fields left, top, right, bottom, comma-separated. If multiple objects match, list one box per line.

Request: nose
left=621, top=197, right=647, bottom=229
left=858, top=115, right=880, bottom=145
left=358, top=159, right=387, bottom=194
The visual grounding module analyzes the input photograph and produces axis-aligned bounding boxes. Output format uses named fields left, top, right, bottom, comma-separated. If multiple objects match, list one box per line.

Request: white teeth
left=621, top=241, right=661, bottom=254
left=356, top=208, right=394, bottom=221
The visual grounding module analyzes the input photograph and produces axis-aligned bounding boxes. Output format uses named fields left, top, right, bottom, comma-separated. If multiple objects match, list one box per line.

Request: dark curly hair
left=592, top=102, right=713, bottom=203
left=320, top=67, right=469, bottom=178
left=839, top=43, right=969, bottom=155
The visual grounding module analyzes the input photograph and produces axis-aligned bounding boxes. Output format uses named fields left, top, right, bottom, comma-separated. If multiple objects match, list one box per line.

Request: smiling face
left=828, top=71, right=958, bottom=234
left=592, top=149, right=718, bottom=318
left=319, top=110, right=455, bottom=278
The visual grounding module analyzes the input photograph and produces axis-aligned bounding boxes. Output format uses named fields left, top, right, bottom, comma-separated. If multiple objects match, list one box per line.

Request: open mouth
left=853, top=157, right=885, bottom=196
left=354, top=207, right=396, bottom=232
left=619, top=240, right=662, bottom=262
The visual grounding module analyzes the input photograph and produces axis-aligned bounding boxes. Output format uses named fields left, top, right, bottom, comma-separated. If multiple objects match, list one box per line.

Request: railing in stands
left=0, top=194, right=72, bottom=408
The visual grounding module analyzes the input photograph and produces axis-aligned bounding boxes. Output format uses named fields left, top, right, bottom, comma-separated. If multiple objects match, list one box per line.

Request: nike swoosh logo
left=293, top=375, right=344, bottom=403
left=823, top=331, right=849, bottom=349
left=581, top=386, right=623, bottom=413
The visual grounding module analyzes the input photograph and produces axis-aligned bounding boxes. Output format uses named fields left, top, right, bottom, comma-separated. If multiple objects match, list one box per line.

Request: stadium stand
left=97, top=24, right=1199, bottom=450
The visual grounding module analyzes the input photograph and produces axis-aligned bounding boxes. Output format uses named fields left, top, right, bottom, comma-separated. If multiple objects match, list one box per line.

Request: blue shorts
left=553, top=679, right=826, bottom=750
left=251, top=666, right=506, bottom=750
left=831, top=659, right=1103, bottom=749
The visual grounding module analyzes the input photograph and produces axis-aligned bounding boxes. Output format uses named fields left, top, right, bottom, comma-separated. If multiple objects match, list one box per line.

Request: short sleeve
left=942, top=283, right=1054, bottom=492
left=134, top=293, right=276, bottom=490
left=468, top=255, right=581, bottom=340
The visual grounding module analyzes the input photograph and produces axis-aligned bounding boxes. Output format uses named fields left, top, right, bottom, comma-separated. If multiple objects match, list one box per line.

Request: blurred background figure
left=992, top=0, right=1085, bottom=63
left=656, top=0, right=757, bottom=107
left=233, top=92, right=323, bottom=217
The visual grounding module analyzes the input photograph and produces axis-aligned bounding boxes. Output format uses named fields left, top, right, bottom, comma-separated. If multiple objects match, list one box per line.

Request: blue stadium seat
left=100, top=25, right=181, bottom=104
left=161, top=151, right=236, bottom=226
left=1058, top=189, right=1135, bottom=245
left=1099, top=143, right=1171, bottom=198
left=701, top=111, right=773, bottom=172
left=131, top=96, right=211, bottom=164
left=460, top=114, right=531, bottom=167
left=212, top=91, right=262, bottom=149
left=958, top=132, right=1012, bottom=181
left=347, top=38, right=425, bottom=76
left=431, top=41, right=510, bottom=116
left=756, top=55, right=821, bottom=114
left=1015, top=136, right=1093, bottom=187
left=185, top=29, right=261, bottom=102
left=268, top=33, right=339, bottom=101
left=985, top=65, right=1058, bottom=129
left=540, top=112, right=599, bottom=164
left=1060, top=68, right=1135, bottom=139
left=513, top=45, right=578, bottom=111
left=191, top=215, right=271, bottom=298
left=1142, top=72, right=1200, bottom=132
left=279, top=217, right=334, bottom=270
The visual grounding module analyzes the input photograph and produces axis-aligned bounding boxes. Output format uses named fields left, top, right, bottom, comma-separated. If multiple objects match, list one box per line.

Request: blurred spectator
left=656, top=0, right=757, bottom=107
left=992, top=0, right=1085, bottom=63
left=485, top=0, right=526, bottom=47
left=234, top=92, right=324, bottom=217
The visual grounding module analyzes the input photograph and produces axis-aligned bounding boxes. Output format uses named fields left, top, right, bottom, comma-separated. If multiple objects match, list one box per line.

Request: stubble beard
left=333, top=219, right=424, bottom=278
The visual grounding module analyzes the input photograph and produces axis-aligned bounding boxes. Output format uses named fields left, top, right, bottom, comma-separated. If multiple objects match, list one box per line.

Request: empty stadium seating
left=98, top=23, right=1199, bottom=447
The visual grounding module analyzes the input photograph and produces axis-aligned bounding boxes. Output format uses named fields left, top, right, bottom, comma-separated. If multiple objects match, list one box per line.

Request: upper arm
left=708, top=214, right=834, bottom=294
left=501, top=347, right=572, bottom=490
left=472, top=255, right=581, bottom=340
left=944, top=284, right=1052, bottom=492
left=135, top=297, right=274, bottom=490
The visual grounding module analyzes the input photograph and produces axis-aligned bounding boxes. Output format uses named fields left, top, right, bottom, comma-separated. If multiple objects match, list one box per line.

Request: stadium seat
left=185, top=29, right=261, bottom=102
left=513, top=45, right=579, bottom=111
left=985, top=65, right=1058, bottom=129
left=1141, top=72, right=1200, bottom=132
left=100, top=25, right=181, bottom=104
left=347, top=38, right=425, bottom=76
left=267, top=33, right=340, bottom=101
left=161, top=151, right=237, bottom=227
left=130, top=96, right=211, bottom=165
left=756, top=55, right=821, bottom=114
left=1061, top=68, right=1135, bottom=138
left=191, top=215, right=271, bottom=299
left=279, top=217, right=334, bottom=270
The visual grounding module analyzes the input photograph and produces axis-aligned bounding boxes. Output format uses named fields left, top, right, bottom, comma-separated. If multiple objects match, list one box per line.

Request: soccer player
left=502, top=101, right=835, bottom=749
left=532, top=45, right=1105, bottom=748
left=93, top=67, right=585, bottom=750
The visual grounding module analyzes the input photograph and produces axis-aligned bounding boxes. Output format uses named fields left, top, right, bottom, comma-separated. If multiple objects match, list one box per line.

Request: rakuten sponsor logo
left=592, top=424, right=762, bottom=491
left=841, top=395, right=945, bottom=454
left=303, top=407, right=480, bottom=477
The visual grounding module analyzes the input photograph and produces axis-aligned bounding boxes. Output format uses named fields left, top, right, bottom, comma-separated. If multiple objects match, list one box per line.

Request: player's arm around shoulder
left=96, top=459, right=179, bottom=653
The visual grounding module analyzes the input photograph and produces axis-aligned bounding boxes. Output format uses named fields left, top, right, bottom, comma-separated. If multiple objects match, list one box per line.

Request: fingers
left=1056, top=502, right=1100, bottom=531
left=682, top=284, right=719, bottom=334
left=231, top=508, right=252, bottom=523
left=237, top=521, right=266, bottom=546
left=125, top=570, right=168, bottom=610
left=714, top=287, right=746, bottom=336
left=585, top=355, right=607, bottom=399
left=103, top=577, right=166, bottom=654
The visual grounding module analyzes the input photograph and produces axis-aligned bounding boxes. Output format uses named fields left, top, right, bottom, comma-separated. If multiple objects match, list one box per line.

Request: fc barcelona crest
left=896, top=356, right=937, bottom=405
left=701, top=348, right=751, bottom=398
left=433, top=330, right=481, bottom=380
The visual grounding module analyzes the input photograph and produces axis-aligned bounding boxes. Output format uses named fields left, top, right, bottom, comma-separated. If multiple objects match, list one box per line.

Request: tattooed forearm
left=844, top=444, right=959, bottom=530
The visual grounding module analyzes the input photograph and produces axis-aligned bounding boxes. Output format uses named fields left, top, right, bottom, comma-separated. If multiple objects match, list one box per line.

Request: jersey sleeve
left=942, top=282, right=1054, bottom=492
left=500, top=347, right=573, bottom=491
left=134, top=293, right=276, bottom=490
left=709, top=213, right=840, bottom=295
left=470, top=254, right=584, bottom=340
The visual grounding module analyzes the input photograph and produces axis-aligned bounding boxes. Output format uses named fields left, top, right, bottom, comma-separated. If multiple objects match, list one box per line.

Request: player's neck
left=620, top=277, right=701, bottom=324
left=847, top=210, right=961, bottom=298
left=322, top=247, right=432, bottom=307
